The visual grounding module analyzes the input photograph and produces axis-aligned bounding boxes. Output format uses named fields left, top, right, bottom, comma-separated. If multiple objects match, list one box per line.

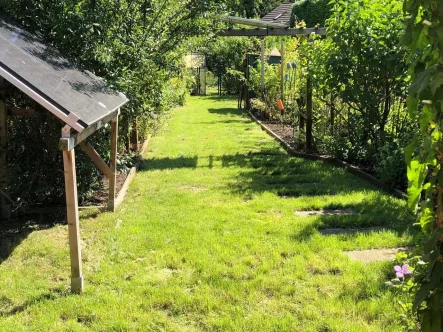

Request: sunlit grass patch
left=0, top=95, right=413, bottom=331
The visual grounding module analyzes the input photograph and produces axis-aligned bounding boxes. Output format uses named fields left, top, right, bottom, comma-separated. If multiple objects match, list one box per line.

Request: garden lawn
left=0, top=95, right=414, bottom=331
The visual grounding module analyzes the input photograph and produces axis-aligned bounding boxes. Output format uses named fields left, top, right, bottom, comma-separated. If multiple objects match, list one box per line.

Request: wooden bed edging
left=247, top=111, right=407, bottom=200
left=113, top=134, right=152, bottom=209
left=19, top=135, right=152, bottom=216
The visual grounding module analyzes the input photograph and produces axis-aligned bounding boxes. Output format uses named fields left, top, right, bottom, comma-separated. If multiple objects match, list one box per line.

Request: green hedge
left=290, top=0, right=332, bottom=27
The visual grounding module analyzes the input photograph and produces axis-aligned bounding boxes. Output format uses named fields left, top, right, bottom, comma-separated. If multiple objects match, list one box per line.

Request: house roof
left=261, top=3, right=293, bottom=26
left=0, top=14, right=128, bottom=132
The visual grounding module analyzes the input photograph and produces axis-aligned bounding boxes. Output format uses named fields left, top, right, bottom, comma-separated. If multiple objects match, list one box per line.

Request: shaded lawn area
left=0, top=95, right=414, bottom=331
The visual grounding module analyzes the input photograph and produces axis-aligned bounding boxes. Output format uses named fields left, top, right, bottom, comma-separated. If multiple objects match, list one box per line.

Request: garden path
left=0, top=94, right=413, bottom=331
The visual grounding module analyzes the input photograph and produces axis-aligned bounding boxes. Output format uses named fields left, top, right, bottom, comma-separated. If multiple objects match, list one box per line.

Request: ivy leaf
left=419, top=200, right=435, bottom=230
left=430, top=72, right=443, bottom=96
left=405, top=135, right=418, bottom=165
left=420, top=106, right=435, bottom=132
left=436, top=27, right=443, bottom=49
left=406, top=96, right=419, bottom=117
left=410, top=69, right=433, bottom=95
left=408, top=159, right=427, bottom=188
left=413, top=262, right=443, bottom=312
left=408, top=185, right=423, bottom=210
left=424, top=229, right=443, bottom=254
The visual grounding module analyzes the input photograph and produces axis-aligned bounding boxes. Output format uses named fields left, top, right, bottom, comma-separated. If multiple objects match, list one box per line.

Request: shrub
left=290, top=0, right=332, bottom=27
left=0, top=0, right=213, bottom=205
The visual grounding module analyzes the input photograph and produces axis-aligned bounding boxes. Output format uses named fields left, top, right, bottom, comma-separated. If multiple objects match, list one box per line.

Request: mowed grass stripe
left=0, top=95, right=413, bottom=331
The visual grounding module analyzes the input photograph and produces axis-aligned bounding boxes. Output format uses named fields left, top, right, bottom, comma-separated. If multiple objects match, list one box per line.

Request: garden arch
left=219, top=10, right=326, bottom=152
left=0, top=15, right=128, bottom=293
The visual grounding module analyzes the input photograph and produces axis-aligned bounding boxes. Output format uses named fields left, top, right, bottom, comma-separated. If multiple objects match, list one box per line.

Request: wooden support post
left=62, top=125, right=83, bottom=294
left=0, top=78, right=10, bottom=219
left=261, top=39, right=265, bottom=94
left=306, top=74, right=313, bottom=152
left=280, top=41, right=285, bottom=101
left=330, top=95, right=335, bottom=135
left=130, top=119, right=139, bottom=151
left=108, top=114, right=118, bottom=212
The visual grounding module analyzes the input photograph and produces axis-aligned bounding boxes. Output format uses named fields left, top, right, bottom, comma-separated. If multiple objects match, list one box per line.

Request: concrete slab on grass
left=295, top=209, right=355, bottom=217
left=319, top=227, right=384, bottom=235
left=346, top=248, right=410, bottom=263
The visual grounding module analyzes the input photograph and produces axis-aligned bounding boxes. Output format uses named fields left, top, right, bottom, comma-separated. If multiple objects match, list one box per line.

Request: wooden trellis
left=0, top=14, right=128, bottom=293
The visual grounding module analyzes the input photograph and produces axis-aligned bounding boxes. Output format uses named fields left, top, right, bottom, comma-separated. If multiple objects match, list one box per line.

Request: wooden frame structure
left=218, top=13, right=326, bottom=152
left=0, top=14, right=128, bottom=293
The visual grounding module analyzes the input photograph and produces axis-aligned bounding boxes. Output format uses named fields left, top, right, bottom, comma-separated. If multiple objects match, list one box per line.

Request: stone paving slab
left=295, top=209, right=355, bottom=217
left=319, top=227, right=384, bottom=235
left=346, top=247, right=410, bottom=263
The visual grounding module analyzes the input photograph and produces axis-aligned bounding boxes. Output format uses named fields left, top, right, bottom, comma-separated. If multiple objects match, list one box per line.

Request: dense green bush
left=309, top=0, right=412, bottom=181
left=290, top=0, right=331, bottom=27
left=0, top=0, right=216, bottom=206
left=203, top=37, right=259, bottom=95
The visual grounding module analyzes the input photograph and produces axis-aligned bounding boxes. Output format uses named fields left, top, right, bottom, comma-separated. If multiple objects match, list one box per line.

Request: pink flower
left=394, top=264, right=412, bottom=278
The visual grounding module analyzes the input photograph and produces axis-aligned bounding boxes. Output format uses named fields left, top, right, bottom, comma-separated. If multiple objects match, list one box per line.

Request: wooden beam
left=108, top=115, right=118, bottom=212
left=280, top=41, right=285, bottom=101
left=220, top=15, right=289, bottom=29
left=62, top=126, right=83, bottom=293
left=59, top=109, right=120, bottom=151
left=0, top=78, right=10, bottom=219
left=79, top=141, right=113, bottom=178
left=218, top=28, right=326, bottom=37
left=7, top=107, right=38, bottom=118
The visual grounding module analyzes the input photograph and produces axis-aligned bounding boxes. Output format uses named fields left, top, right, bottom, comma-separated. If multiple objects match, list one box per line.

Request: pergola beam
left=220, top=15, right=289, bottom=29
left=218, top=28, right=326, bottom=37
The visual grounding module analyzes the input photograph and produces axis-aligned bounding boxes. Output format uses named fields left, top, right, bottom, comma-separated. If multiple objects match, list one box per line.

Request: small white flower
left=423, top=20, right=432, bottom=26
left=422, top=100, right=433, bottom=105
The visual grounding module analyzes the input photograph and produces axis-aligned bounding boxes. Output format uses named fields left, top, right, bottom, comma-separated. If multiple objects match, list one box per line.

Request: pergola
left=0, top=14, right=128, bottom=293
left=219, top=7, right=326, bottom=151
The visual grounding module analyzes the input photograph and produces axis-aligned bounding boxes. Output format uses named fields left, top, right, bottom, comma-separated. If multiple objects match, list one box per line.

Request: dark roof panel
left=261, top=3, right=293, bottom=25
left=0, top=15, right=128, bottom=131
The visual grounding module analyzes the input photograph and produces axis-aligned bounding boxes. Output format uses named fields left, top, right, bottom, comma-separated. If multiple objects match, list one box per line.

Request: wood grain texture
left=62, top=148, right=83, bottom=293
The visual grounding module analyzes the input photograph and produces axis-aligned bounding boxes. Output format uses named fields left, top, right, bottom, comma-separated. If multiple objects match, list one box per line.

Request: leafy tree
left=226, top=0, right=282, bottom=18
left=0, top=0, right=221, bottom=205
left=311, top=0, right=409, bottom=165
left=203, top=37, right=258, bottom=95
left=290, top=0, right=331, bottom=27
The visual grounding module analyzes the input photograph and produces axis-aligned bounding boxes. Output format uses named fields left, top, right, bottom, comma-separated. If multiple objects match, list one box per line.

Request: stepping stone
left=346, top=247, right=410, bottom=263
left=294, top=209, right=355, bottom=217
left=319, top=227, right=384, bottom=235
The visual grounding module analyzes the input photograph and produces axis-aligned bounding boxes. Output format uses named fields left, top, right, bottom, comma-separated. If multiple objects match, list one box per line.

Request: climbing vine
left=404, top=0, right=443, bottom=329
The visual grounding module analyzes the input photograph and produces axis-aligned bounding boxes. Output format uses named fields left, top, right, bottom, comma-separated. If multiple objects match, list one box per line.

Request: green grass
left=0, top=95, right=414, bottom=331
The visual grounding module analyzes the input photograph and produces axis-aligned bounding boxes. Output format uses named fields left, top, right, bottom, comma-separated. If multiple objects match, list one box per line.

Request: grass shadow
left=139, top=156, right=199, bottom=171
left=0, top=211, right=65, bottom=266
left=290, top=195, right=415, bottom=243
left=0, top=288, right=69, bottom=317
left=203, top=94, right=237, bottom=102
left=208, top=108, right=244, bottom=116
left=220, top=152, right=366, bottom=197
